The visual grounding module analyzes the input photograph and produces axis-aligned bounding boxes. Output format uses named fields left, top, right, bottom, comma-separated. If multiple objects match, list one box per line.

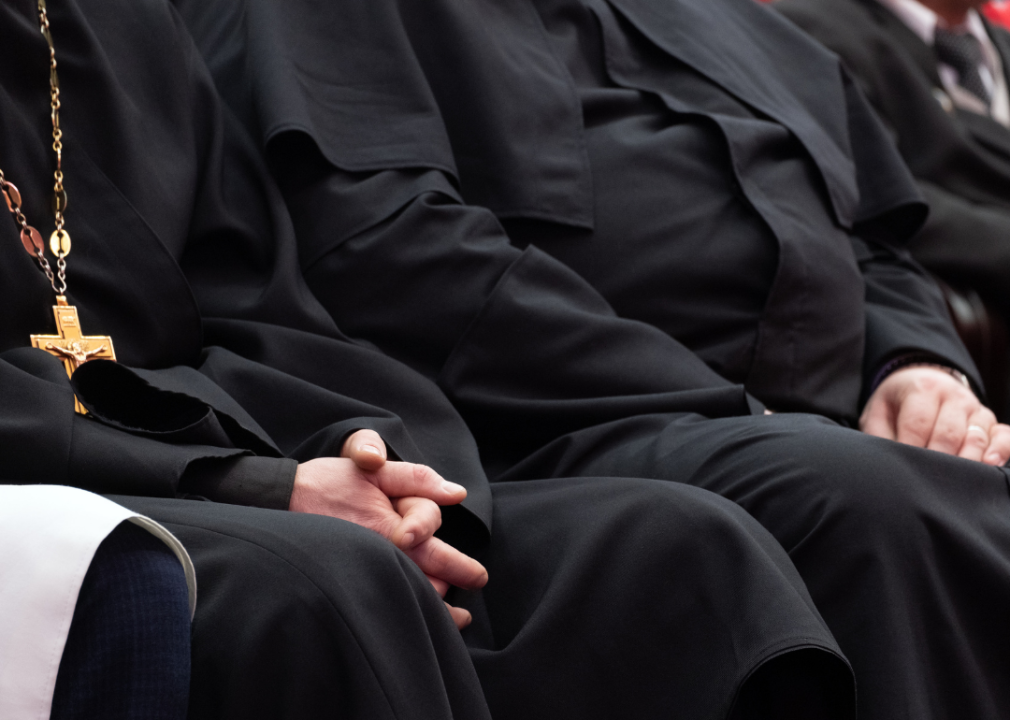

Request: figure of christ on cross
left=30, top=295, right=116, bottom=414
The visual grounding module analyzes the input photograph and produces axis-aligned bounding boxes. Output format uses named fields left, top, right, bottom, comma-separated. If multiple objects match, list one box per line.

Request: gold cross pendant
left=31, top=296, right=116, bottom=415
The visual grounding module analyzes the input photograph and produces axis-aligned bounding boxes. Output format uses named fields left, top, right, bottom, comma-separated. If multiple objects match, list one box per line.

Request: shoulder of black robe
left=174, top=0, right=979, bottom=432
left=0, top=0, right=490, bottom=549
left=176, top=0, right=925, bottom=234
left=173, top=0, right=783, bottom=475
left=170, top=0, right=595, bottom=226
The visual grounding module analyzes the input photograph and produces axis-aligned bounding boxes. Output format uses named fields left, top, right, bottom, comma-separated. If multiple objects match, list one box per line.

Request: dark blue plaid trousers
left=50, top=521, right=191, bottom=720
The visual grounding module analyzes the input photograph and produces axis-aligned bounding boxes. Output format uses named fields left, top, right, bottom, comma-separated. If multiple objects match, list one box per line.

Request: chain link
left=0, top=170, right=30, bottom=233
left=0, top=0, right=70, bottom=296
left=40, top=3, right=68, bottom=238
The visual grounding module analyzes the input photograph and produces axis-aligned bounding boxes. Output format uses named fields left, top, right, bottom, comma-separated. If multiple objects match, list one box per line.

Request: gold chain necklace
left=1, top=0, right=115, bottom=414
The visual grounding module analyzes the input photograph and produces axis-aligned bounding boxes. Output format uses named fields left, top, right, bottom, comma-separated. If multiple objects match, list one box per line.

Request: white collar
left=877, top=0, right=990, bottom=55
left=875, top=0, right=1010, bottom=124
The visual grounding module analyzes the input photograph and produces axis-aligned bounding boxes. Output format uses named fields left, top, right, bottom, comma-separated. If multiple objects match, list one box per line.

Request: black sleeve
left=909, top=180, right=1010, bottom=318
left=180, top=456, right=297, bottom=509
left=274, top=134, right=739, bottom=392
left=838, top=66, right=983, bottom=399
left=0, top=348, right=277, bottom=501
left=273, top=135, right=761, bottom=470
left=851, top=235, right=982, bottom=399
left=0, top=10, right=325, bottom=510
left=275, top=134, right=742, bottom=384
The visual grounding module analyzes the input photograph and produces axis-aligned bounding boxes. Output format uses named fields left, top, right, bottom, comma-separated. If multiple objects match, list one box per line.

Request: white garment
left=0, top=486, right=196, bottom=720
left=877, top=0, right=1010, bottom=125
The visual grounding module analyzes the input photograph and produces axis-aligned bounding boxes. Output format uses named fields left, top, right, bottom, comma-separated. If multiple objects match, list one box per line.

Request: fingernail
left=986, top=453, right=1003, bottom=464
left=360, top=444, right=384, bottom=457
left=441, top=481, right=466, bottom=494
left=400, top=532, right=415, bottom=549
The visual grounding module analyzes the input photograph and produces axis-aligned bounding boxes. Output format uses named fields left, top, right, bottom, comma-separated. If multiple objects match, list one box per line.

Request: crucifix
left=31, top=296, right=116, bottom=415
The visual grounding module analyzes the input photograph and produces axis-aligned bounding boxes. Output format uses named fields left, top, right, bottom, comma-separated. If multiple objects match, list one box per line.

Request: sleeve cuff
left=869, top=353, right=974, bottom=397
left=179, top=456, right=298, bottom=510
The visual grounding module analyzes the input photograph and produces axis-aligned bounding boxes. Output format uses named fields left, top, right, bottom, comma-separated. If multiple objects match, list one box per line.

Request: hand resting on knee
left=289, top=429, right=488, bottom=629
left=860, top=366, right=1010, bottom=466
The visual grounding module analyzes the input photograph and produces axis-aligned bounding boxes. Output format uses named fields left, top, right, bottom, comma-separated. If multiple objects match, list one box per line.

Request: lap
left=504, top=415, right=1010, bottom=718
left=109, top=478, right=856, bottom=720
left=511, top=412, right=1010, bottom=553
left=106, top=496, right=489, bottom=720
left=465, top=477, right=851, bottom=720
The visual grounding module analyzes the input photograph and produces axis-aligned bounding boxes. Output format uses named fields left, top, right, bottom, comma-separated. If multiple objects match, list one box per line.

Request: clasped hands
left=289, top=429, right=487, bottom=629
left=288, top=367, right=1008, bottom=632
left=861, top=366, right=1010, bottom=465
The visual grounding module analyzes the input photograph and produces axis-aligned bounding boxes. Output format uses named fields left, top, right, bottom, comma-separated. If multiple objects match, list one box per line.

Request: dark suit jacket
left=777, top=0, right=1010, bottom=320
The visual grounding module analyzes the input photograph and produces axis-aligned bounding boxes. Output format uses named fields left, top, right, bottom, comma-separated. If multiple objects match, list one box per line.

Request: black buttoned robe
left=174, top=0, right=1010, bottom=717
left=0, top=0, right=862, bottom=719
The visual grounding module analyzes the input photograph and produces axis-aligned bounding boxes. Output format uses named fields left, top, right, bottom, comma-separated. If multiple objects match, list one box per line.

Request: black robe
left=0, top=0, right=854, bottom=718
left=775, top=0, right=1010, bottom=416
left=176, top=0, right=1010, bottom=717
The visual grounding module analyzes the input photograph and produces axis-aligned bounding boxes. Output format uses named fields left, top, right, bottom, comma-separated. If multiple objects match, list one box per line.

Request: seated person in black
left=0, top=1, right=854, bottom=719
left=175, top=0, right=1010, bottom=717
left=776, top=0, right=1010, bottom=417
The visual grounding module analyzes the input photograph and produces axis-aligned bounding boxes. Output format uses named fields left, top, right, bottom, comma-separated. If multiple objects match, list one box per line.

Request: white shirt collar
left=877, top=0, right=942, bottom=44
left=878, top=0, right=991, bottom=52
left=876, top=0, right=1010, bottom=124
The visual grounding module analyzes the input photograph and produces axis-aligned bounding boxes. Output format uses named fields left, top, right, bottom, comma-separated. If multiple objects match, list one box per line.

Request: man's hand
left=861, top=366, right=1010, bottom=466
left=291, top=430, right=487, bottom=629
left=341, top=428, right=388, bottom=471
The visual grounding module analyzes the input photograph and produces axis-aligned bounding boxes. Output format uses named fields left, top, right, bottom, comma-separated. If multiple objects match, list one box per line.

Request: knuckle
left=964, top=435, right=987, bottom=450
left=903, top=423, right=931, bottom=443
left=903, top=413, right=931, bottom=433
left=415, top=540, right=438, bottom=566
left=419, top=501, right=443, bottom=529
left=958, top=398, right=981, bottom=416
left=414, top=504, right=441, bottom=531
left=426, top=548, right=451, bottom=576
left=967, top=431, right=988, bottom=447
left=933, top=424, right=959, bottom=443
left=412, top=463, right=436, bottom=488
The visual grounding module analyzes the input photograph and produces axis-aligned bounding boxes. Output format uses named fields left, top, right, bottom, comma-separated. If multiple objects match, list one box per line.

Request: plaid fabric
left=50, top=522, right=191, bottom=720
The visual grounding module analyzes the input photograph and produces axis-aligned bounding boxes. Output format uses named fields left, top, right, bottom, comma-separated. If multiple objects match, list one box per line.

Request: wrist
left=871, top=354, right=971, bottom=395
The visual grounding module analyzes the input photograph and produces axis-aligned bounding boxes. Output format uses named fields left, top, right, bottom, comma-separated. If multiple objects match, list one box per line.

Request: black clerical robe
left=0, top=1, right=854, bottom=718
left=175, top=0, right=1010, bottom=717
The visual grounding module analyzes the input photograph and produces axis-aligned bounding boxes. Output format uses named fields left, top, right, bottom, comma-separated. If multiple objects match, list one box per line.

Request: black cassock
left=0, top=1, right=857, bottom=719
left=176, top=0, right=1010, bottom=717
